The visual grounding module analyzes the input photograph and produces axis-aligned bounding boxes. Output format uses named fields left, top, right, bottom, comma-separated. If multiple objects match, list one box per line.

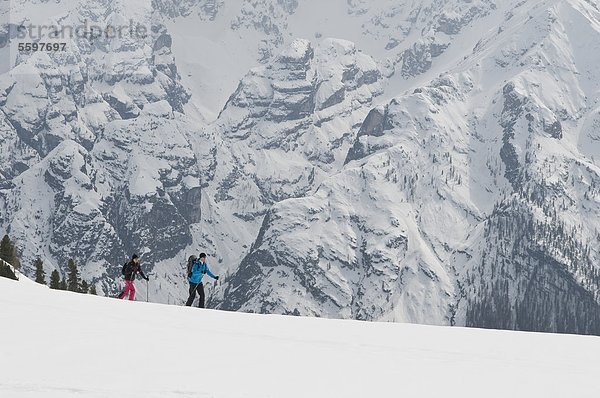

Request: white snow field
left=1, top=275, right=599, bottom=398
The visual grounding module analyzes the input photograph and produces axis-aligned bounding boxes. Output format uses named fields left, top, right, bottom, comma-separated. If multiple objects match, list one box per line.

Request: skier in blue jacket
left=185, top=253, right=219, bottom=308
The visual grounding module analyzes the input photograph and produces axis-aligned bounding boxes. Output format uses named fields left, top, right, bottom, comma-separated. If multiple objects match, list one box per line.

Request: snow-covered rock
left=1, top=0, right=599, bottom=334
left=213, top=0, right=600, bottom=334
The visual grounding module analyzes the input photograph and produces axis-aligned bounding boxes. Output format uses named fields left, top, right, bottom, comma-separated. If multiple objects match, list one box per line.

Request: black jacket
left=123, top=261, right=147, bottom=281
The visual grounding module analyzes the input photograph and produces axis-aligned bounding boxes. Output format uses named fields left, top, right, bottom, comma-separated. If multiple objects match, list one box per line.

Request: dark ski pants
left=185, top=282, right=205, bottom=308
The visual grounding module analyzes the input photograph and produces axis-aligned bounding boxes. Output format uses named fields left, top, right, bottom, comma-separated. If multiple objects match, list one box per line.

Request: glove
left=144, top=276, right=149, bottom=281
left=215, top=275, right=219, bottom=281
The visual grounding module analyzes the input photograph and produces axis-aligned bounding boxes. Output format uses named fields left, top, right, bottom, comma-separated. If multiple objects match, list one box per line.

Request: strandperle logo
left=0, top=8, right=151, bottom=75
left=1, top=19, right=149, bottom=46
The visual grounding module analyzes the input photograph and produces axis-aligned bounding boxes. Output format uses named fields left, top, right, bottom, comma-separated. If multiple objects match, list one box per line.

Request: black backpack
left=186, top=255, right=197, bottom=278
left=122, top=262, right=131, bottom=277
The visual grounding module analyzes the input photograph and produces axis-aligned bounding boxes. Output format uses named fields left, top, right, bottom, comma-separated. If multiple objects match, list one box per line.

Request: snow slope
left=1, top=275, right=600, bottom=398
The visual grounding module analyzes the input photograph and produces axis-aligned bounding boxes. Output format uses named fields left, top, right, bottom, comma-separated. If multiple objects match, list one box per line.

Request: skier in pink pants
left=118, top=254, right=148, bottom=300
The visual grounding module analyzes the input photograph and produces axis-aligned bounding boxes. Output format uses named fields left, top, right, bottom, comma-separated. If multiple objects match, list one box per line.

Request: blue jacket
left=188, top=260, right=216, bottom=284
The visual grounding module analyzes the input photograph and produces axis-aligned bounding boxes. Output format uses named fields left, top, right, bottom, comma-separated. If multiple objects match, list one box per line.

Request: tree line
left=0, top=234, right=97, bottom=295
left=463, top=197, right=600, bottom=335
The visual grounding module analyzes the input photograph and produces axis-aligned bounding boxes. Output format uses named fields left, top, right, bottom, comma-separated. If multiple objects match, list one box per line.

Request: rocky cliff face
left=0, top=0, right=199, bottom=293
left=212, top=0, right=600, bottom=334
left=188, top=37, right=384, bottom=297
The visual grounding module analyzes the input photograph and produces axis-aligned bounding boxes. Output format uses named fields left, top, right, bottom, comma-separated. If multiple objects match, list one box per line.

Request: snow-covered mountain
left=1, top=0, right=599, bottom=334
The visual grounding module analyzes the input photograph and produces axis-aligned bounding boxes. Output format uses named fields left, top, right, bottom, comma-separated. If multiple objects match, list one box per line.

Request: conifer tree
left=34, top=258, right=46, bottom=285
left=89, top=284, right=97, bottom=295
left=80, top=280, right=88, bottom=294
left=13, top=250, right=21, bottom=270
left=0, top=234, right=20, bottom=269
left=0, top=235, right=12, bottom=263
left=67, top=259, right=79, bottom=292
left=59, top=277, right=67, bottom=290
left=49, top=270, right=60, bottom=289
left=0, top=260, right=17, bottom=280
